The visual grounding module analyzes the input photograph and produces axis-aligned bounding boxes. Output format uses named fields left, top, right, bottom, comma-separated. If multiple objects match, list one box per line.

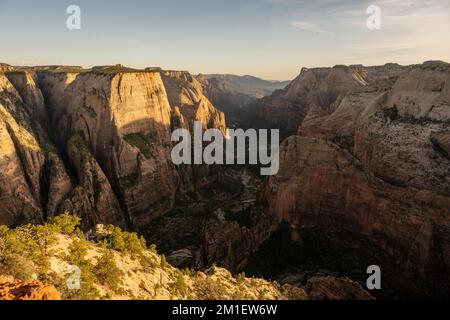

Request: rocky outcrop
left=254, top=65, right=372, bottom=137
left=277, top=273, right=374, bottom=300
left=0, top=276, right=61, bottom=300
left=304, top=276, right=374, bottom=300
left=431, top=130, right=450, bottom=159
left=0, top=64, right=13, bottom=73
left=161, top=71, right=226, bottom=133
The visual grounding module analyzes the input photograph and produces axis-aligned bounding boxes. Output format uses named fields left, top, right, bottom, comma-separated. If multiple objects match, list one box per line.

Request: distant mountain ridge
left=199, top=74, right=290, bottom=99
left=196, top=74, right=290, bottom=125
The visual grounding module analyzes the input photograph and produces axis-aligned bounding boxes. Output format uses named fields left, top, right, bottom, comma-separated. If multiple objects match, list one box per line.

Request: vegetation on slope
left=0, top=212, right=304, bottom=300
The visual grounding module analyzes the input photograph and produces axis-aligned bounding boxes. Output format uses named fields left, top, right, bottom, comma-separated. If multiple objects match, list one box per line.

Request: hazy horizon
left=1, top=0, right=449, bottom=80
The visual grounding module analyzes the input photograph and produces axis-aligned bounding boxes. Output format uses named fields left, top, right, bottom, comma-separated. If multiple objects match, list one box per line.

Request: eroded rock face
left=37, top=71, right=177, bottom=228
left=253, top=66, right=370, bottom=138
left=258, top=62, right=450, bottom=296
left=161, top=71, right=226, bottom=133
left=0, top=73, right=46, bottom=225
left=0, top=68, right=226, bottom=230
left=0, top=64, right=13, bottom=73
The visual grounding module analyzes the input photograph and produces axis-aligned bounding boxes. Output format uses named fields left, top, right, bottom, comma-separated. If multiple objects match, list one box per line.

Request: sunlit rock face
left=0, top=68, right=226, bottom=229
left=161, top=70, right=227, bottom=133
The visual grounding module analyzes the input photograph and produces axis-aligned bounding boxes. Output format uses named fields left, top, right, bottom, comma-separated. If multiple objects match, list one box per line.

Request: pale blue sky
left=0, top=0, right=449, bottom=79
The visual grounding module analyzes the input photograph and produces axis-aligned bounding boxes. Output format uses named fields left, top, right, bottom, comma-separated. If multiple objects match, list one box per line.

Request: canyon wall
left=0, top=68, right=226, bottom=229
left=161, top=71, right=226, bottom=133
left=257, top=61, right=450, bottom=295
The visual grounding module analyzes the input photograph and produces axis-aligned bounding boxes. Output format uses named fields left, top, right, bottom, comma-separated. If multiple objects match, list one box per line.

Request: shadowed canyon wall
left=252, top=61, right=450, bottom=297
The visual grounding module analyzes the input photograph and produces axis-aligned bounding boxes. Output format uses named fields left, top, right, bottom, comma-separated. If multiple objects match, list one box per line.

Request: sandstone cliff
left=0, top=67, right=226, bottom=230
left=253, top=65, right=371, bottom=137
left=37, top=71, right=176, bottom=228
left=0, top=73, right=48, bottom=225
left=161, top=71, right=226, bottom=133
left=256, top=62, right=450, bottom=297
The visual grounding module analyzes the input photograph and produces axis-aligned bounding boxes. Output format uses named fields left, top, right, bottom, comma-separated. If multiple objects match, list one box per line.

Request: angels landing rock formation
left=0, top=66, right=225, bottom=229
left=161, top=71, right=226, bottom=134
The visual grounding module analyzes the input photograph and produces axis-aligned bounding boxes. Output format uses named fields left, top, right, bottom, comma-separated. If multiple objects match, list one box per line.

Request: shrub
left=236, top=272, right=246, bottom=283
left=106, top=226, right=146, bottom=259
left=109, top=226, right=126, bottom=252
left=169, top=274, right=188, bottom=297
left=0, top=251, right=36, bottom=280
left=383, top=106, right=400, bottom=121
left=194, top=279, right=223, bottom=300
left=62, top=237, right=99, bottom=300
left=139, top=254, right=158, bottom=270
left=0, top=225, right=41, bottom=280
left=94, top=247, right=124, bottom=292
left=160, top=255, right=168, bottom=270
left=51, top=212, right=81, bottom=235
left=26, top=224, right=58, bottom=279
left=148, top=244, right=157, bottom=254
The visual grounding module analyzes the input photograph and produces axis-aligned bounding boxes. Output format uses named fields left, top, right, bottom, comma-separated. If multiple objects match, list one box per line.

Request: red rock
left=0, top=276, right=61, bottom=300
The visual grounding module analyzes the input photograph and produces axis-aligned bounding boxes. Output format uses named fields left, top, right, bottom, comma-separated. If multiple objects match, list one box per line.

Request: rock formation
left=161, top=71, right=226, bottom=133
left=139, top=62, right=450, bottom=298
left=256, top=62, right=450, bottom=297
left=0, top=63, right=13, bottom=73
left=0, top=276, right=61, bottom=300
left=1, top=61, right=450, bottom=298
left=0, top=66, right=226, bottom=229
